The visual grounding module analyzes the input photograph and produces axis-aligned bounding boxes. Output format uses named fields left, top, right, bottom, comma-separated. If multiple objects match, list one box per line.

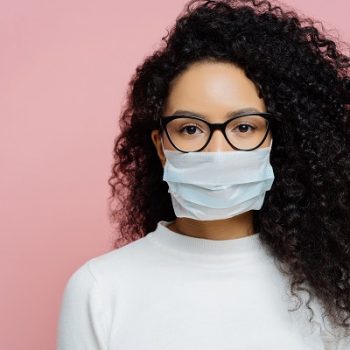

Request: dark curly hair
left=107, top=0, right=350, bottom=333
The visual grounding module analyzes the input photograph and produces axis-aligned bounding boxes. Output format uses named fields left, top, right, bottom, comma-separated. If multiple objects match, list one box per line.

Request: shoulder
left=57, top=236, right=156, bottom=350
left=65, top=233, right=158, bottom=292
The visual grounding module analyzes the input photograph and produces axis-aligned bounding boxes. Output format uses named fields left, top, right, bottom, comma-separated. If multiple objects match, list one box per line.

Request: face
left=151, top=60, right=272, bottom=167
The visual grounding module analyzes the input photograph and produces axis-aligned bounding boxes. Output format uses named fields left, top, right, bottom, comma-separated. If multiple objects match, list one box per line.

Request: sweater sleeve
left=56, top=261, right=108, bottom=350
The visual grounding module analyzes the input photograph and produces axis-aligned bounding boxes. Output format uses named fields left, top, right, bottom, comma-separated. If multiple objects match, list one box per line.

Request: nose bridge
left=205, top=126, right=230, bottom=152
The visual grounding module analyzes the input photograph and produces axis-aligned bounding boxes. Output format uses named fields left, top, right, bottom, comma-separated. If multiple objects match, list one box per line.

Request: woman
left=57, top=0, right=350, bottom=349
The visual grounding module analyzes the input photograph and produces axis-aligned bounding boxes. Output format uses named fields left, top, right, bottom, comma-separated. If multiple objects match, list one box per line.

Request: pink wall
left=1, top=0, right=349, bottom=349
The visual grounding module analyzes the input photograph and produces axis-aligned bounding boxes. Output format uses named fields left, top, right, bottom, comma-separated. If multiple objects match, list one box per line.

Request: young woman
left=57, top=0, right=350, bottom=349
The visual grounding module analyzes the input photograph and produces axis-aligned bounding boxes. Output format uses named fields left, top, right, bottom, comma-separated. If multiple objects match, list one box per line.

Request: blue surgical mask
left=161, top=139, right=275, bottom=221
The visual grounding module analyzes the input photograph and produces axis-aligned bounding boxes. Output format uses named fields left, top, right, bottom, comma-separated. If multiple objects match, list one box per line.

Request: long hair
left=108, top=0, right=350, bottom=331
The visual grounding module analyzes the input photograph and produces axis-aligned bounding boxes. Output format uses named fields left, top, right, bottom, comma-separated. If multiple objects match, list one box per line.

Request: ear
left=151, top=129, right=166, bottom=167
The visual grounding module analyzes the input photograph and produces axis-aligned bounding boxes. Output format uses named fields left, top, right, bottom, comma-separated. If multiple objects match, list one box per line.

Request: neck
left=167, top=211, right=256, bottom=240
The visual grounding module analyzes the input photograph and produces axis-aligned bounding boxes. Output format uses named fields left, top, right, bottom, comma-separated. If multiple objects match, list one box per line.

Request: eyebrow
left=167, top=107, right=263, bottom=120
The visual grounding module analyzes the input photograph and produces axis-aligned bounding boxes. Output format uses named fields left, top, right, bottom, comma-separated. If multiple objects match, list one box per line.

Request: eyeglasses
left=159, top=112, right=273, bottom=153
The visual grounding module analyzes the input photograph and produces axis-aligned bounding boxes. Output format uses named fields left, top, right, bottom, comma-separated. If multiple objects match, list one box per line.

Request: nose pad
left=203, top=130, right=232, bottom=152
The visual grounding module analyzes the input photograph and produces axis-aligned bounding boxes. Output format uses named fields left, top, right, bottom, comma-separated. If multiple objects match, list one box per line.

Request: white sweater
left=57, top=220, right=349, bottom=350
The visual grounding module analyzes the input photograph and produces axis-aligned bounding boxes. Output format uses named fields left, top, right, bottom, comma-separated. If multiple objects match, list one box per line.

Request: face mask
left=161, top=139, right=275, bottom=221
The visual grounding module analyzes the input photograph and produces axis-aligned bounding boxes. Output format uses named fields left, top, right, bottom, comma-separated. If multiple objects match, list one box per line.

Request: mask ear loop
left=160, top=135, right=165, bottom=152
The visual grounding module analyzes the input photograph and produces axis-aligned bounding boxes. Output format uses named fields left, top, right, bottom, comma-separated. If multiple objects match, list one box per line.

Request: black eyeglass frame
left=159, top=112, right=274, bottom=153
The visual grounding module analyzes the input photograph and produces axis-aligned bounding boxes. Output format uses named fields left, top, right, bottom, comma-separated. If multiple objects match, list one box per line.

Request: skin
left=151, top=60, right=272, bottom=240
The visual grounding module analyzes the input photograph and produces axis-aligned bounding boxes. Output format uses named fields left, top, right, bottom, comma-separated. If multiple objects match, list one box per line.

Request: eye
left=235, top=124, right=256, bottom=133
left=179, top=124, right=204, bottom=135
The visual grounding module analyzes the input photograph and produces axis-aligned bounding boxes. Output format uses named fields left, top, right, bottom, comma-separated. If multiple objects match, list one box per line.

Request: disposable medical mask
left=161, top=139, right=275, bottom=220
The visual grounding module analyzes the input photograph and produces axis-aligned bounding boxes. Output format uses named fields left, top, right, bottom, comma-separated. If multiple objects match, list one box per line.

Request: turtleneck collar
left=147, top=220, right=265, bottom=261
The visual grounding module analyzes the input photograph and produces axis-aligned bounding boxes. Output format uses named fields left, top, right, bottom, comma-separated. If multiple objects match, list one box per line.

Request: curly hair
left=107, top=0, right=350, bottom=332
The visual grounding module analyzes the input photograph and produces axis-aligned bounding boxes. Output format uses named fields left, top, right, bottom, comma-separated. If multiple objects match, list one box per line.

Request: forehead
left=164, top=61, right=265, bottom=118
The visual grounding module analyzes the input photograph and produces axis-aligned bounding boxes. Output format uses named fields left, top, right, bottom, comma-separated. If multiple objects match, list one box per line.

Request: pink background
left=1, top=0, right=349, bottom=349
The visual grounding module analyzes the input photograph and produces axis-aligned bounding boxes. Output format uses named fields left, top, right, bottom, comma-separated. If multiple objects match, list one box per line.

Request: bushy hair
left=108, top=0, right=350, bottom=332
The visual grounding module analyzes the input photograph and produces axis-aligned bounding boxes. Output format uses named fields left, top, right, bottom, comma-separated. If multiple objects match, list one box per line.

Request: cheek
left=263, top=132, right=272, bottom=147
left=162, top=132, right=177, bottom=150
